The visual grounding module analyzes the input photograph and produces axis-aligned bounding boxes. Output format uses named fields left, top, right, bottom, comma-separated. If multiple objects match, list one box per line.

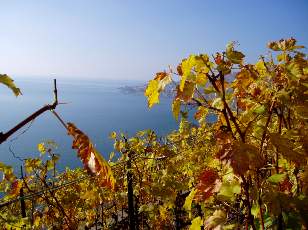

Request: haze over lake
left=0, top=78, right=178, bottom=172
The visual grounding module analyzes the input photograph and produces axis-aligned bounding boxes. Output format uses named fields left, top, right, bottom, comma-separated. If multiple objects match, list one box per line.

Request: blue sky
left=0, top=0, right=307, bottom=80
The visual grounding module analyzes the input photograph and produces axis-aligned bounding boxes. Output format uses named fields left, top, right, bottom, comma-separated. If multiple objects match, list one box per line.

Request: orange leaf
left=67, top=123, right=115, bottom=190
left=175, top=82, right=195, bottom=102
left=196, top=169, right=220, bottom=201
left=10, top=180, right=22, bottom=197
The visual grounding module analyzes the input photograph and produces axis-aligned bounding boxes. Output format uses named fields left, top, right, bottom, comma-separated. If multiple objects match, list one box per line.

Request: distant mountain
left=118, top=84, right=146, bottom=94
left=118, top=72, right=237, bottom=96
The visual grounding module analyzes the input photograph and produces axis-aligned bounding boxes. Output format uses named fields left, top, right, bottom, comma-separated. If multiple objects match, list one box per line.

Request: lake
left=0, top=78, right=178, bottom=173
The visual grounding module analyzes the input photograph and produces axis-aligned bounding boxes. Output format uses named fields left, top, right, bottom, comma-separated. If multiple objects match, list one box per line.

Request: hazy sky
left=0, top=0, right=307, bottom=80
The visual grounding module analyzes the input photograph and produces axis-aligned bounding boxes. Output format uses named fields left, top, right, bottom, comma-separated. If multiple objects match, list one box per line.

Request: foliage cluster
left=0, top=38, right=307, bottom=229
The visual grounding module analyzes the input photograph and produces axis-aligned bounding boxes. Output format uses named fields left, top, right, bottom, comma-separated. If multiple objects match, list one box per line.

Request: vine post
left=126, top=148, right=136, bottom=230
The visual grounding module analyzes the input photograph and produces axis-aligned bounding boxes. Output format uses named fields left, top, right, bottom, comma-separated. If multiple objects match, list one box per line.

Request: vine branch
left=0, top=79, right=59, bottom=145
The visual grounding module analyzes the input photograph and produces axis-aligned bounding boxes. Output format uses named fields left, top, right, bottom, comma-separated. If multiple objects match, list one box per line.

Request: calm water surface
left=0, top=78, right=178, bottom=172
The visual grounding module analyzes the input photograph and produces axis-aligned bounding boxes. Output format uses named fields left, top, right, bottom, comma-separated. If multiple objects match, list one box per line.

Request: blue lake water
left=0, top=78, right=178, bottom=173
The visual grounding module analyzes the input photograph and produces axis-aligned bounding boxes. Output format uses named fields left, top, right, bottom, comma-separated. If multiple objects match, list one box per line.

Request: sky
left=0, top=0, right=307, bottom=81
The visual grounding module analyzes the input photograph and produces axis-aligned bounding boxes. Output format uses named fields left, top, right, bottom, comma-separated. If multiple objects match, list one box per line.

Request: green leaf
left=267, top=173, right=286, bottom=184
left=218, top=181, right=241, bottom=201
left=0, top=74, right=22, bottom=96
left=253, top=105, right=266, bottom=114
left=251, top=203, right=260, bottom=217
left=226, top=42, right=245, bottom=64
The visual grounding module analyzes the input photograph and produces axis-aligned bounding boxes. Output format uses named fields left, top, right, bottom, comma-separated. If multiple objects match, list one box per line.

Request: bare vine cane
left=50, top=110, right=68, bottom=130
left=0, top=79, right=59, bottom=144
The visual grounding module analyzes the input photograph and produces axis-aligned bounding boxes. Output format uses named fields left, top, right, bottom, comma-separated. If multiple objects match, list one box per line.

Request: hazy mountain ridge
left=118, top=72, right=237, bottom=96
left=118, top=84, right=175, bottom=97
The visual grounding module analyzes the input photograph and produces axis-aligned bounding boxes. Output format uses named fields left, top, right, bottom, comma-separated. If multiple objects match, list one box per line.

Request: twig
left=51, top=110, right=68, bottom=129
left=241, top=175, right=256, bottom=230
left=0, top=79, right=59, bottom=144
left=8, top=119, right=35, bottom=162
left=259, top=101, right=275, bottom=155
left=35, top=171, right=74, bottom=229
left=219, top=72, right=234, bottom=135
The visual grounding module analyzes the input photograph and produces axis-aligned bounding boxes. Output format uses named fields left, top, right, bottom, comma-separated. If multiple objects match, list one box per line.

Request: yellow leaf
left=181, top=55, right=196, bottom=77
left=109, top=131, right=117, bottom=139
left=211, top=98, right=224, bottom=110
left=196, top=73, right=207, bottom=86
left=145, top=79, right=160, bottom=108
left=189, top=216, right=202, bottom=230
left=204, top=210, right=226, bottom=229
left=145, top=72, right=172, bottom=108
left=0, top=74, right=22, bottom=96
left=33, top=216, right=41, bottom=227
left=294, top=105, right=308, bottom=120
left=159, top=205, right=168, bottom=220
left=155, top=72, right=172, bottom=91
left=25, top=158, right=42, bottom=174
left=183, top=188, right=197, bottom=218
left=37, top=143, right=46, bottom=154
left=179, top=75, right=187, bottom=91
left=255, top=60, right=267, bottom=76
left=81, top=190, right=97, bottom=200
left=194, top=106, right=208, bottom=122
left=172, top=99, right=181, bottom=121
